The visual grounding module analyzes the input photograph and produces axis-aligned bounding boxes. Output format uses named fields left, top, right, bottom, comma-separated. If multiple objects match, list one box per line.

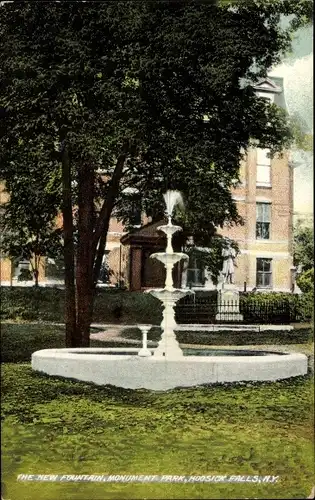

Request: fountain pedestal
left=137, top=325, right=152, bottom=357
left=216, top=284, right=243, bottom=322
left=149, top=288, right=193, bottom=359
left=155, top=297, right=183, bottom=359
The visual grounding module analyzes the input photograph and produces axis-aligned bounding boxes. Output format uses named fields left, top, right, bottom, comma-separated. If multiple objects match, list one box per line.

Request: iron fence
left=175, top=294, right=313, bottom=325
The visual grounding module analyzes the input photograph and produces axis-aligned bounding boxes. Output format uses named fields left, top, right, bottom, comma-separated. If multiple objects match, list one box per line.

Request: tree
left=294, top=222, right=314, bottom=272
left=296, top=268, right=314, bottom=294
left=1, top=190, right=63, bottom=286
left=0, top=1, right=312, bottom=346
left=289, top=113, right=313, bottom=152
left=0, top=142, right=62, bottom=286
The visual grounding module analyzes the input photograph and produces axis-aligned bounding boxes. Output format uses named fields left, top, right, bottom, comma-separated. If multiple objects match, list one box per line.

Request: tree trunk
left=92, top=152, right=127, bottom=284
left=76, top=163, right=95, bottom=347
left=31, top=254, right=39, bottom=287
left=75, top=150, right=127, bottom=346
left=34, top=268, right=39, bottom=287
left=93, top=231, right=107, bottom=286
left=61, top=141, right=78, bottom=347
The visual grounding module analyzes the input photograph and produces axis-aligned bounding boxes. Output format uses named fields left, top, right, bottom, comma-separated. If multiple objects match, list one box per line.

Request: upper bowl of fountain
left=150, top=252, right=188, bottom=266
left=137, top=324, right=152, bottom=332
left=158, top=224, right=182, bottom=237
left=147, top=288, right=194, bottom=302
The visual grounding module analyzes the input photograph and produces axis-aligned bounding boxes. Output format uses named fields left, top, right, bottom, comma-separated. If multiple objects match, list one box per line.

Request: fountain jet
left=163, top=190, right=184, bottom=222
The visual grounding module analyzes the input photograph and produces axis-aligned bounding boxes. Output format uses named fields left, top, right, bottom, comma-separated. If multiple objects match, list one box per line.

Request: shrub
left=295, top=291, right=314, bottom=323
left=297, top=268, right=314, bottom=294
left=0, top=286, right=64, bottom=321
left=93, top=289, right=162, bottom=324
left=1, top=287, right=312, bottom=325
left=17, top=268, right=33, bottom=281
left=240, top=292, right=300, bottom=324
left=0, top=287, right=162, bottom=324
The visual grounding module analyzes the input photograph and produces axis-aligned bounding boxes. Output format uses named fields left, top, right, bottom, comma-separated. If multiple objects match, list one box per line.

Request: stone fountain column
left=154, top=295, right=183, bottom=358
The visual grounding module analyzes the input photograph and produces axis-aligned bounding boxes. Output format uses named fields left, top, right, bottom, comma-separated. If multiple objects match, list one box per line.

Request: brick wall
left=219, top=148, right=293, bottom=291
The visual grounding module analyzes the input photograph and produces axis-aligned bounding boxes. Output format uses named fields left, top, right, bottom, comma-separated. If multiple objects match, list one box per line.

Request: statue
left=216, top=244, right=243, bottom=321
left=221, top=245, right=236, bottom=284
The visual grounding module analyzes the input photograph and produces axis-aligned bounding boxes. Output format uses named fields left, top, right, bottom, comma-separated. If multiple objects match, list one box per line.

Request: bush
left=0, top=287, right=162, bottom=324
left=1, top=287, right=312, bottom=325
left=17, top=268, right=33, bottom=281
left=295, top=291, right=314, bottom=323
left=0, top=287, right=64, bottom=321
left=297, top=268, right=314, bottom=294
left=240, top=292, right=300, bottom=324
left=93, top=289, right=162, bottom=324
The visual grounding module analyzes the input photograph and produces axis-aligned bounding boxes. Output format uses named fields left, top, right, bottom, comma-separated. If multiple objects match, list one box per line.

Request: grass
left=1, top=323, right=314, bottom=499
left=0, top=323, right=129, bottom=363
left=121, top=326, right=313, bottom=346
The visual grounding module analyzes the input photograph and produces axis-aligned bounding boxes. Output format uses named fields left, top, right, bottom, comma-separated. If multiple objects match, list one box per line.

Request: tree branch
left=92, top=150, right=127, bottom=253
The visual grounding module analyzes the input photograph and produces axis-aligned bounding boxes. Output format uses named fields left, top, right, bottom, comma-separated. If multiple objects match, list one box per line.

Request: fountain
left=146, top=190, right=194, bottom=359
left=32, top=191, right=308, bottom=390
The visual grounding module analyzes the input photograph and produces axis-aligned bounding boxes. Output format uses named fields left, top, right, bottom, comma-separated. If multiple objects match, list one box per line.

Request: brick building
left=220, top=76, right=295, bottom=292
left=0, top=76, right=296, bottom=292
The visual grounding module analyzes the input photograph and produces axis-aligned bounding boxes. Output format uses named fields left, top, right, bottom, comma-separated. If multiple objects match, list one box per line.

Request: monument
left=216, top=243, right=243, bottom=322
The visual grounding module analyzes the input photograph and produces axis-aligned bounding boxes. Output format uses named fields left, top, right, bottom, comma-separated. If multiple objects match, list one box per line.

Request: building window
left=256, top=148, right=271, bottom=187
left=256, top=202, right=271, bottom=239
left=256, top=258, right=272, bottom=288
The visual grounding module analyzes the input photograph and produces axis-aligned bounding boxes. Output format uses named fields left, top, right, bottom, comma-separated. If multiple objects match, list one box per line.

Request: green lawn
left=1, top=323, right=129, bottom=363
left=1, top=323, right=314, bottom=499
left=121, top=325, right=313, bottom=346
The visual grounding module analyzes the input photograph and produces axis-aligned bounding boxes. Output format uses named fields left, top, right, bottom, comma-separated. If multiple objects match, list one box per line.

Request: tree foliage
left=0, top=146, right=62, bottom=285
left=0, top=0, right=312, bottom=345
left=294, top=222, right=314, bottom=272
left=296, top=268, right=314, bottom=294
left=289, top=113, right=314, bottom=152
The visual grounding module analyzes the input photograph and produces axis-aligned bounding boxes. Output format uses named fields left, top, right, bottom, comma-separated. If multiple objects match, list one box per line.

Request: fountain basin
left=147, top=288, right=194, bottom=302
left=150, top=252, right=188, bottom=266
left=32, top=348, right=308, bottom=391
left=158, top=223, right=183, bottom=236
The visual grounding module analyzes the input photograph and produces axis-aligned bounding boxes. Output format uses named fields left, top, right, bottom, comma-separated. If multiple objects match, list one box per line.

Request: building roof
left=120, top=219, right=166, bottom=245
left=254, top=76, right=287, bottom=110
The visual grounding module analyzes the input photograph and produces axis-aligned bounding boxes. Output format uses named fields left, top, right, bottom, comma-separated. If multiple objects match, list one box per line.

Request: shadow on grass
left=0, top=323, right=125, bottom=363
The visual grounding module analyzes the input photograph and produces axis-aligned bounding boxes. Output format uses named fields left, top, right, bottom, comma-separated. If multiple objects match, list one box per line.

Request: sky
left=269, top=24, right=313, bottom=216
